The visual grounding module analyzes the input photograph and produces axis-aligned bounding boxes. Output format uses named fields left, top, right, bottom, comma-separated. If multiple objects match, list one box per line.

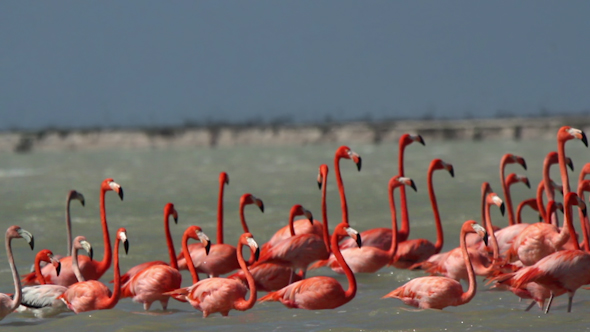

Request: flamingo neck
left=6, top=235, right=22, bottom=312
left=499, top=160, right=515, bottom=226
left=183, top=234, right=200, bottom=284
left=66, top=198, right=73, bottom=255
left=97, top=188, right=112, bottom=277
left=71, top=246, right=85, bottom=282
left=542, top=159, right=556, bottom=202
left=288, top=208, right=297, bottom=236
left=428, top=169, right=444, bottom=253
left=332, top=228, right=356, bottom=303
left=459, top=226, right=477, bottom=305
left=485, top=203, right=500, bottom=262
left=233, top=241, right=257, bottom=311
left=217, top=180, right=226, bottom=244
left=558, top=139, right=571, bottom=195
left=551, top=200, right=572, bottom=249
left=239, top=202, right=250, bottom=234
left=34, top=255, right=47, bottom=285
left=387, top=184, right=399, bottom=257
left=563, top=197, right=580, bottom=250
left=577, top=189, right=590, bottom=251
left=398, top=143, right=410, bottom=241
left=334, top=155, right=349, bottom=226
left=536, top=181, right=548, bottom=223
left=321, top=175, right=330, bottom=253
left=164, top=210, right=178, bottom=270
left=103, top=237, right=121, bottom=309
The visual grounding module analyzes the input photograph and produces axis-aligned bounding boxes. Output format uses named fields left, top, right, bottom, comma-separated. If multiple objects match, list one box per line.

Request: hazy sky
left=1, top=1, right=589, bottom=130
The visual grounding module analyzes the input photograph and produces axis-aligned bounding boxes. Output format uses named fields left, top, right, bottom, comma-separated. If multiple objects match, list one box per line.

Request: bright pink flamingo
left=258, top=222, right=361, bottom=310
left=0, top=226, right=34, bottom=321
left=398, top=133, right=425, bottom=243
left=17, top=238, right=91, bottom=318
left=391, top=159, right=454, bottom=269
left=499, top=153, right=528, bottom=226
left=230, top=164, right=333, bottom=291
left=382, top=220, right=487, bottom=309
left=255, top=204, right=322, bottom=281
left=58, top=228, right=129, bottom=314
left=492, top=192, right=588, bottom=313
left=310, top=176, right=415, bottom=273
left=557, top=126, right=588, bottom=196
left=64, top=190, right=85, bottom=257
left=22, top=178, right=123, bottom=286
left=119, top=203, right=186, bottom=310
left=541, top=151, right=572, bottom=225
left=268, top=146, right=361, bottom=251
left=177, top=193, right=263, bottom=274
left=165, top=232, right=259, bottom=317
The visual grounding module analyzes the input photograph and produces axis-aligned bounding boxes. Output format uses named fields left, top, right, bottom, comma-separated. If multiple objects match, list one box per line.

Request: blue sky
left=1, top=1, right=589, bottom=130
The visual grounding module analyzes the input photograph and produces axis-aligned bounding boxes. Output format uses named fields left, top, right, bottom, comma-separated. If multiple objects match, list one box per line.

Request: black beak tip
left=483, top=234, right=489, bottom=247
left=118, top=188, right=124, bottom=201
left=410, top=182, right=417, bottom=192
left=582, top=132, right=588, bottom=147
left=56, top=263, right=61, bottom=276
left=124, top=240, right=129, bottom=255
left=259, top=203, right=265, bottom=213
left=29, top=238, right=34, bottom=251
left=418, top=135, right=425, bottom=146
left=89, top=248, right=94, bottom=261
left=81, top=199, right=86, bottom=207
left=449, top=168, right=455, bottom=178
left=356, top=234, right=362, bottom=248
left=500, top=203, right=506, bottom=216
left=254, top=248, right=260, bottom=262
left=317, top=181, right=322, bottom=190
left=524, top=180, right=531, bottom=189
left=205, top=242, right=211, bottom=255
left=356, top=157, right=362, bottom=172
left=174, top=216, right=178, bottom=224
left=568, top=161, right=574, bottom=171
left=583, top=208, right=588, bottom=218
left=538, top=214, right=543, bottom=222
left=521, top=160, right=528, bottom=170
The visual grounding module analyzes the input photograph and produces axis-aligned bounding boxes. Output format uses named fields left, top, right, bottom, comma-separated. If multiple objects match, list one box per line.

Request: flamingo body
left=259, top=276, right=348, bottom=310
left=384, top=276, right=466, bottom=309
left=121, top=265, right=182, bottom=310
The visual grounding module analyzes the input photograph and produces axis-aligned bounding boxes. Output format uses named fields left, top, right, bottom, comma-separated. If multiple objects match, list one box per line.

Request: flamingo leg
left=525, top=301, right=536, bottom=311
left=567, top=293, right=573, bottom=313
left=544, top=292, right=554, bottom=314
left=143, top=302, right=152, bottom=311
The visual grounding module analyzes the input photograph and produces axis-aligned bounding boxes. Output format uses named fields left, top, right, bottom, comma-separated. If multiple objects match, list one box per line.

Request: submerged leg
left=567, top=293, right=574, bottom=313
left=525, top=301, right=536, bottom=311
left=544, top=293, right=555, bottom=314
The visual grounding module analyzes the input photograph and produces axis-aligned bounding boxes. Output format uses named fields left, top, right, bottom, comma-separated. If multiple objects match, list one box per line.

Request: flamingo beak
left=50, top=254, right=61, bottom=276
left=17, top=228, right=34, bottom=250
left=473, top=223, right=488, bottom=246
left=518, top=158, right=527, bottom=170
left=256, top=199, right=264, bottom=213
left=124, top=239, right=129, bottom=255
left=582, top=132, right=588, bottom=147
left=538, top=214, right=543, bottom=222
left=447, top=165, right=455, bottom=178
left=246, top=237, right=260, bottom=262
left=79, top=194, right=86, bottom=207
left=500, top=202, right=505, bottom=216
left=345, top=227, right=361, bottom=248
left=317, top=172, right=323, bottom=190
left=173, top=211, right=179, bottom=224
left=118, top=187, right=124, bottom=201
left=198, top=231, right=211, bottom=255
left=414, top=134, right=426, bottom=146
left=305, top=210, right=314, bottom=225
left=81, top=240, right=93, bottom=261
left=225, top=175, right=230, bottom=185
left=109, top=181, right=124, bottom=200
left=523, top=178, right=531, bottom=189
left=566, top=158, right=574, bottom=171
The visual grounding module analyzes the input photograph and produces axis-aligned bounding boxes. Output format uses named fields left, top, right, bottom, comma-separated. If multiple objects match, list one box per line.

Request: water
left=0, top=138, right=589, bottom=331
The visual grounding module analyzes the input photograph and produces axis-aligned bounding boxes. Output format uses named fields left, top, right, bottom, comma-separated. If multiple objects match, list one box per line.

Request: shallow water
left=0, top=137, right=589, bottom=331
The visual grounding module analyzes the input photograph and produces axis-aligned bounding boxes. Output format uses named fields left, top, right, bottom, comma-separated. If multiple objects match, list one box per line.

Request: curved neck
left=217, top=180, right=226, bottom=244
left=577, top=189, right=590, bottom=251
left=104, top=237, right=121, bottom=309
left=34, top=255, right=47, bottom=285
left=536, top=181, right=548, bottom=222
left=239, top=202, right=250, bottom=234
left=459, top=225, right=477, bottom=305
left=183, top=234, right=200, bottom=284
left=543, top=159, right=556, bottom=202
left=97, top=188, right=112, bottom=276
left=550, top=201, right=572, bottom=248
left=428, top=169, right=444, bottom=253
left=321, top=175, right=330, bottom=253
left=71, top=246, right=86, bottom=282
left=398, top=143, right=410, bottom=241
left=501, top=181, right=515, bottom=226
left=485, top=202, right=500, bottom=262
left=288, top=208, right=297, bottom=236
left=164, top=210, right=178, bottom=270
left=558, top=139, right=571, bottom=195
left=564, top=197, right=580, bottom=250
left=233, top=241, right=257, bottom=311
left=334, top=155, right=349, bottom=226
left=387, top=184, right=399, bottom=257
left=66, top=198, right=73, bottom=254
left=331, top=229, right=356, bottom=303
left=6, top=235, right=22, bottom=312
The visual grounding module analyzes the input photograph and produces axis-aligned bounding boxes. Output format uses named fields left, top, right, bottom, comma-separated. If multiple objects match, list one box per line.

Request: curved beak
left=17, top=228, right=34, bottom=250
left=50, top=254, right=61, bottom=276
left=345, top=227, right=361, bottom=248
left=492, top=195, right=505, bottom=216
left=77, top=193, right=86, bottom=207
left=247, top=237, right=260, bottom=262
left=413, top=134, right=425, bottom=146
left=517, top=157, right=527, bottom=170
left=304, top=209, right=314, bottom=225
left=472, top=223, right=488, bottom=246
left=522, top=177, right=531, bottom=189
left=500, top=202, right=506, bottom=216
left=256, top=198, right=264, bottom=213
left=566, top=157, right=574, bottom=171
left=109, top=181, right=124, bottom=200
left=447, top=165, right=455, bottom=178
left=172, top=210, right=179, bottom=224
left=81, top=240, right=93, bottom=261
left=400, top=177, right=417, bottom=192
left=197, top=231, right=211, bottom=255
left=348, top=150, right=362, bottom=171
left=582, top=132, right=588, bottom=147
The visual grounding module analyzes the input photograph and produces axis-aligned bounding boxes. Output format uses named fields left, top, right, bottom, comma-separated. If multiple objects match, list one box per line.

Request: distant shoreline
left=3, top=115, right=590, bottom=153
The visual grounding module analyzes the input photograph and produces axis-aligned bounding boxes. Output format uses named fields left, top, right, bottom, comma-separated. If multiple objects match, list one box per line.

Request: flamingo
left=499, top=153, right=528, bottom=226
left=165, top=232, right=259, bottom=317
left=268, top=146, right=361, bottom=252
left=177, top=193, right=263, bottom=273
left=254, top=204, right=321, bottom=281
left=391, top=159, right=454, bottom=269
left=0, top=226, right=34, bottom=321
left=577, top=179, right=590, bottom=251
left=64, top=190, right=86, bottom=257
left=58, top=228, right=129, bottom=314
left=492, top=192, right=588, bottom=313
left=258, top=222, right=361, bottom=310
left=557, top=126, right=588, bottom=196
left=541, top=151, right=573, bottom=225
left=22, top=178, right=123, bottom=286
left=382, top=220, right=487, bottom=310
left=16, top=238, right=92, bottom=318
left=119, top=203, right=186, bottom=310
left=310, top=176, right=416, bottom=273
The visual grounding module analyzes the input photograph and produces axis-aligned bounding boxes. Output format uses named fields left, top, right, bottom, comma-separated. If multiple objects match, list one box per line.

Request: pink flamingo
left=576, top=164, right=590, bottom=250
left=177, top=193, right=263, bottom=274
left=310, top=176, right=415, bottom=273
left=492, top=192, right=588, bottom=313
left=22, top=178, right=123, bottom=286
left=165, top=232, right=259, bottom=317
left=258, top=222, right=361, bottom=310
left=64, top=190, right=85, bottom=258
left=119, top=203, right=188, bottom=311
left=391, top=159, right=454, bottom=269
left=499, top=153, right=528, bottom=226
left=268, top=146, right=361, bottom=252
left=58, top=228, right=129, bottom=314
left=557, top=126, right=587, bottom=196
left=0, top=226, right=34, bottom=321
left=17, top=238, right=92, bottom=318
left=382, top=220, right=487, bottom=309
left=541, top=151, right=572, bottom=225
left=577, top=179, right=590, bottom=251
left=230, top=164, right=333, bottom=291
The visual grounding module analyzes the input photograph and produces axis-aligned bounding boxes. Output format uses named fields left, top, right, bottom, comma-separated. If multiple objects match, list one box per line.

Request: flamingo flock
left=1, top=125, right=589, bottom=323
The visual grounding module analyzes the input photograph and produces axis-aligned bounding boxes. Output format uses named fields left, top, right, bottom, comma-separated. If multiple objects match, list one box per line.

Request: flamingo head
left=558, top=126, right=588, bottom=147
left=400, top=133, right=425, bottom=148
left=186, top=226, right=211, bottom=255
left=482, top=182, right=493, bottom=196
left=390, top=175, right=417, bottom=192
left=242, top=233, right=260, bottom=262
left=431, top=159, right=454, bottom=177
left=7, top=226, right=34, bottom=250
left=566, top=192, right=587, bottom=217
left=317, top=164, right=329, bottom=190
left=241, top=193, right=264, bottom=213
left=165, top=203, right=178, bottom=224
left=578, top=180, right=590, bottom=194
left=469, top=221, right=488, bottom=246
left=68, top=190, right=85, bottom=206
left=336, top=146, right=362, bottom=171
left=503, top=153, right=527, bottom=170
left=550, top=180, right=564, bottom=196
left=115, top=228, right=129, bottom=255
left=291, top=204, right=314, bottom=225
left=488, top=193, right=505, bottom=216
left=220, top=172, right=229, bottom=186
left=345, top=226, right=362, bottom=248
left=506, top=173, right=530, bottom=189
left=37, top=249, right=61, bottom=276
left=102, top=178, right=124, bottom=200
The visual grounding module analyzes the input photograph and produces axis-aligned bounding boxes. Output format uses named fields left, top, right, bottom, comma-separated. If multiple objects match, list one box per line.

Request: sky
left=1, top=1, right=589, bottom=130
